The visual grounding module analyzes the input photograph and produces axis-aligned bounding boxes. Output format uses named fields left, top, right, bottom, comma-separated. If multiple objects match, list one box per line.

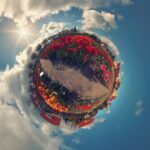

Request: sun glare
left=18, top=27, right=30, bottom=39
left=2, top=25, right=36, bottom=46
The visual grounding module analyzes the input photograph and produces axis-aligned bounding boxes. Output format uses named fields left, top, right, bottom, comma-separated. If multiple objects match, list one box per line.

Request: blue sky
left=0, top=0, right=150, bottom=150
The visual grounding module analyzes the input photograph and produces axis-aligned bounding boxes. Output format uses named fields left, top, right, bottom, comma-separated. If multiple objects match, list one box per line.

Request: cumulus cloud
left=120, top=0, right=133, bottom=5
left=82, top=10, right=117, bottom=32
left=0, top=23, right=75, bottom=150
left=40, top=22, right=66, bottom=38
left=95, top=118, right=106, bottom=123
left=82, top=117, right=106, bottom=130
left=0, top=68, right=72, bottom=149
left=134, top=100, right=144, bottom=117
left=100, top=36, right=119, bottom=56
left=105, top=109, right=111, bottom=114
left=0, top=20, right=121, bottom=149
left=0, top=0, right=132, bottom=26
left=0, top=0, right=71, bottom=26
left=121, top=71, right=124, bottom=77
left=81, top=123, right=95, bottom=130
left=0, top=99, right=67, bottom=150
left=117, top=14, right=124, bottom=20
left=59, top=120, right=78, bottom=135
left=101, top=11, right=118, bottom=29
left=72, top=138, right=80, bottom=144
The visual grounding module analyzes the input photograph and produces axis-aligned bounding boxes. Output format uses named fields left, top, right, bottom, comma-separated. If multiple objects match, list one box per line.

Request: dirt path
left=40, top=59, right=110, bottom=99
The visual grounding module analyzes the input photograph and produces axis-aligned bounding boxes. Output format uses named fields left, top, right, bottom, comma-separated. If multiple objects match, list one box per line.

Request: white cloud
left=0, top=20, right=122, bottom=149
left=134, top=100, right=144, bottom=117
left=0, top=0, right=132, bottom=26
left=101, top=11, right=117, bottom=29
left=95, top=118, right=106, bottom=123
left=105, top=109, right=111, bottom=114
left=100, top=36, right=119, bottom=56
left=117, top=14, right=124, bottom=20
left=0, top=22, right=75, bottom=150
left=121, top=71, right=124, bottom=77
left=136, top=100, right=142, bottom=107
left=59, top=120, right=78, bottom=135
left=40, top=22, right=66, bottom=38
left=41, top=123, right=54, bottom=135
left=82, top=123, right=95, bottom=130
left=82, top=117, right=106, bottom=130
left=82, top=10, right=117, bottom=32
left=72, top=138, right=80, bottom=144
left=120, top=0, right=133, bottom=5
left=0, top=102, right=64, bottom=150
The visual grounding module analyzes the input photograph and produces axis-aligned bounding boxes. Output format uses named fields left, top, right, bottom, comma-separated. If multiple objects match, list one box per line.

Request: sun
left=14, top=26, right=35, bottom=44
left=17, top=27, right=30, bottom=39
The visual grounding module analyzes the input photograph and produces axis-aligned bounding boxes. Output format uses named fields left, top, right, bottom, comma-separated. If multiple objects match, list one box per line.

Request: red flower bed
left=78, top=117, right=94, bottom=127
left=76, top=105, right=92, bottom=111
left=29, top=30, right=121, bottom=128
left=40, top=35, right=114, bottom=68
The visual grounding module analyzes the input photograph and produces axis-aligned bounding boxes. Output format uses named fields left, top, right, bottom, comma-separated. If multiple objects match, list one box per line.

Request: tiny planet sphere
left=28, top=29, right=121, bottom=128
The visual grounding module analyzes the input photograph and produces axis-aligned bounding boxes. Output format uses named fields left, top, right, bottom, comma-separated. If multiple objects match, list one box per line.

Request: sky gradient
left=0, top=0, right=150, bottom=150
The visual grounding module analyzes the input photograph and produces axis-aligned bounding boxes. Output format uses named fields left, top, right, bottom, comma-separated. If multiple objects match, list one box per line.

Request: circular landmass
left=28, top=29, right=121, bottom=127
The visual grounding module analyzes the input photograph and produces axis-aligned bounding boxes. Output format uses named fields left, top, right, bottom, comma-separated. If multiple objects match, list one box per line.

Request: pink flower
left=102, top=74, right=107, bottom=81
left=100, top=64, right=106, bottom=71
left=84, top=55, right=88, bottom=62
left=104, top=70, right=110, bottom=77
